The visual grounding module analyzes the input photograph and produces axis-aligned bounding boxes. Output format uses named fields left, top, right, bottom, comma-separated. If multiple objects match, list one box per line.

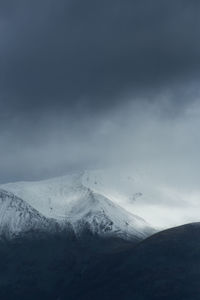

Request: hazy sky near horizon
left=1, top=0, right=200, bottom=191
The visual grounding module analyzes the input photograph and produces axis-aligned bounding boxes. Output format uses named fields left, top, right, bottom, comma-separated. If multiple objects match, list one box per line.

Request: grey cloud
left=1, top=0, right=200, bottom=113
left=1, top=0, right=200, bottom=182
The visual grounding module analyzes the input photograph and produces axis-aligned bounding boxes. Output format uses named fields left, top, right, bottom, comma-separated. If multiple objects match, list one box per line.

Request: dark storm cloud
left=1, top=0, right=200, bottom=183
left=1, top=0, right=200, bottom=114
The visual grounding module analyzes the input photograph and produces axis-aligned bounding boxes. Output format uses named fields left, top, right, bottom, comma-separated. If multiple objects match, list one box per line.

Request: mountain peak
left=0, top=174, right=155, bottom=240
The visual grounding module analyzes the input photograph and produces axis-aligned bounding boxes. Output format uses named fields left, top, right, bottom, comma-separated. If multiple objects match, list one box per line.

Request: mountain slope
left=0, top=223, right=199, bottom=299
left=0, top=189, right=58, bottom=237
left=73, top=222, right=200, bottom=300
left=1, top=174, right=154, bottom=240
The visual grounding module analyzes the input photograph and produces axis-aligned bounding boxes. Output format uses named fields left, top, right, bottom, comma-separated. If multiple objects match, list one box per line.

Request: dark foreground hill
left=74, top=222, right=200, bottom=300
left=0, top=230, right=133, bottom=300
left=0, top=223, right=200, bottom=299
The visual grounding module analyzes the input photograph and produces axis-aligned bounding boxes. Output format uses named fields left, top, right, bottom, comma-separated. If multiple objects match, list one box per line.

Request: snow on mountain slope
left=0, top=189, right=58, bottom=237
left=81, top=168, right=200, bottom=230
left=1, top=174, right=155, bottom=240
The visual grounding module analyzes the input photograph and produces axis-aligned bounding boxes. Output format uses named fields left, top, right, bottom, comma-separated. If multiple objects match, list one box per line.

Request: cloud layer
left=1, top=0, right=200, bottom=186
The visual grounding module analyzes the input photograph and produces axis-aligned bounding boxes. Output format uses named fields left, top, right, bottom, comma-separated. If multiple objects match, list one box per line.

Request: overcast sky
left=1, top=0, right=200, bottom=188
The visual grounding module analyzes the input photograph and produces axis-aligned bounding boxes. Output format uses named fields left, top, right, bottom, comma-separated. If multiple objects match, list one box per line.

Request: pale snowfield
left=1, top=168, right=200, bottom=230
left=82, top=168, right=200, bottom=230
left=0, top=171, right=153, bottom=239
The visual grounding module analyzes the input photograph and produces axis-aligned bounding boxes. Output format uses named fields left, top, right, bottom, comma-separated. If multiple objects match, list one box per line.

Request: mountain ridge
left=0, top=173, right=155, bottom=240
left=0, top=189, right=60, bottom=238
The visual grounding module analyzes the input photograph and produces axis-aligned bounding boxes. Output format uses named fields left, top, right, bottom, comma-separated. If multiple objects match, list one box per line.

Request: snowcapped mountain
left=0, top=189, right=58, bottom=237
left=1, top=173, right=155, bottom=240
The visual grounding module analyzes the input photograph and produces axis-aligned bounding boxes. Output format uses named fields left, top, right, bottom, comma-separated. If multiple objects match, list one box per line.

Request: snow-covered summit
left=1, top=173, right=155, bottom=240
